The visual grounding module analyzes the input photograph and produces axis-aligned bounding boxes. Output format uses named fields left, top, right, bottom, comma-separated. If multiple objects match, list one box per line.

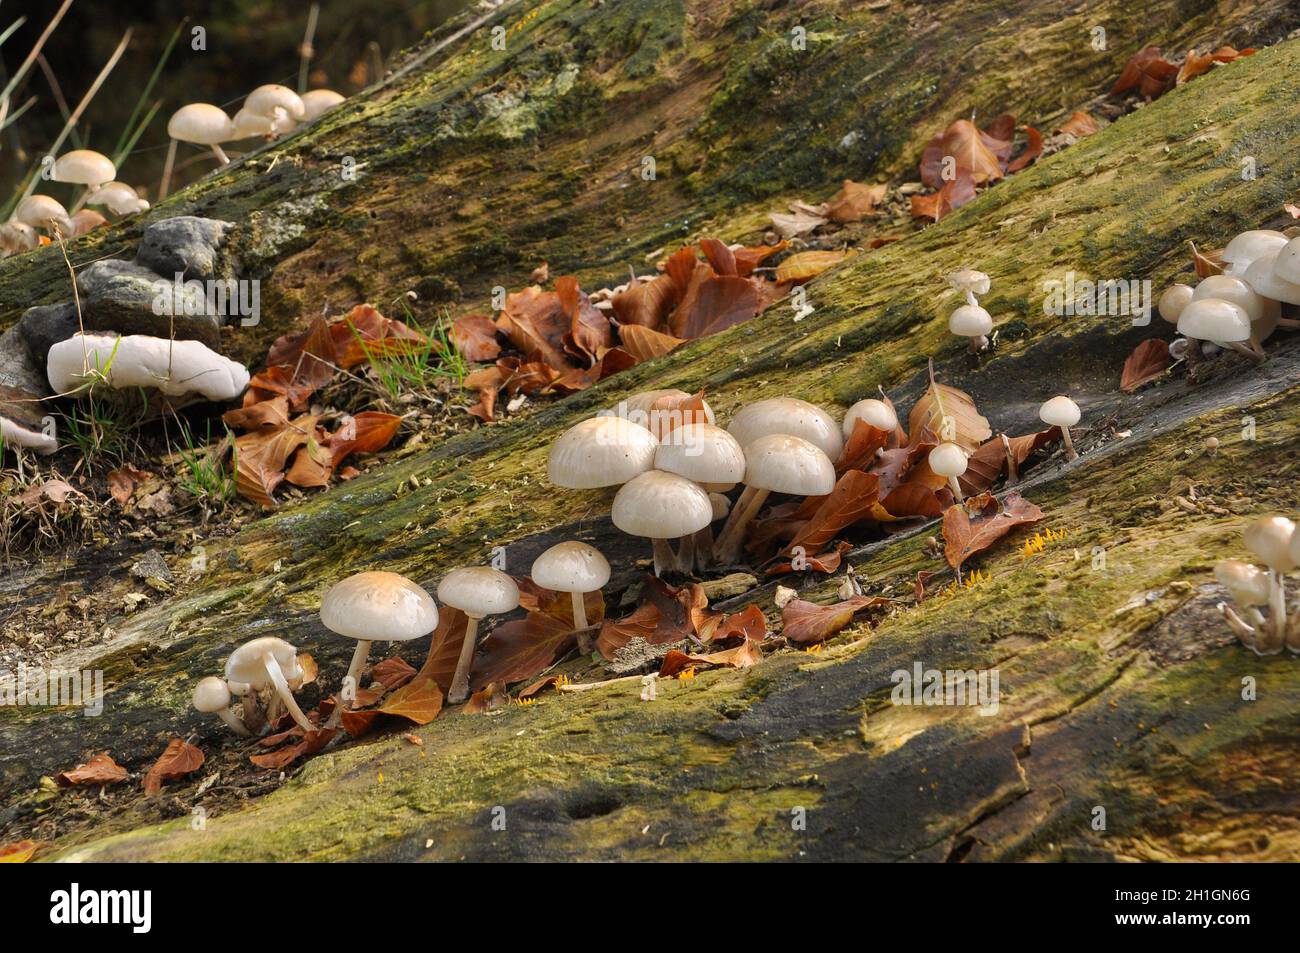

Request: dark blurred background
left=0, top=0, right=470, bottom=204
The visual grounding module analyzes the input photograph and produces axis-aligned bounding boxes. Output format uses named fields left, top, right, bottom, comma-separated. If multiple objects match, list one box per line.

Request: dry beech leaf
left=782, top=596, right=890, bottom=644
left=0, top=841, right=38, bottom=863
left=106, top=465, right=150, bottom=506
left=1120, top=339, right=1171, bottom=392
left=143, top=738, right=205, bottom=797
left=784, top=471, right=879, bottom=555
left=451, top=314, right=501, bottom=362
left=697, top=604, right=768, bottom=644
left=775, top=250, right=850, bottom=283
left=732, top=241, right=788, bottom=277
left=826, top=180, right=887, bottom=223
left=659, top=641, right=762, bottom=677
left=464, top=681, right=509, bottom=714
left=377, top=678, right=444, bottom=725
left=617, top=324, right=685, bottom=362
left=909, top=381, right=991, bottom=453
left=1111, top=46, right=1179, bottom=99
left=234, top=413, right=318, bottom=506
left=471, top=613, right=575, bottom=693
left=1056, top=111, right=1100, bottom=137
left=56, top=752, right=128, bottom=787
left=370, top=656, right=418, bottom=691
left=959, top=428, right=1060, bottom=495
left=249, top=727, right=336, bottom=770
left=942, top=491, right=1044, bottom=570
left=518, top=675, right=561, bottom=699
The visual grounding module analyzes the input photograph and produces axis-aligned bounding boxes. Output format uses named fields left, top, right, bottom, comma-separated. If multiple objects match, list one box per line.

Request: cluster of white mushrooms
left=1158, top=230, right=1300, bottom=360
left=1, top=150, right=148, bottom=256
left=546, top=388, right=1085, bottom=571
left=193, top=543, right=616, bottom=733
left=1215, top=516, right=1300, bottom=656
left=163, top=85, right=344, bottom=195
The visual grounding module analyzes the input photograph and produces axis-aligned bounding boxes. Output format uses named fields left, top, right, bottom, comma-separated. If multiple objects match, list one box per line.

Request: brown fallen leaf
left=696, top=604, right=768, bottom=644
left=1120, top=339, right=1171, bottom=392
left=784, top=471, right=880, bottom=556
left=377, top=678, right=444, bottom=725
left=234, top=413, right=318, bottom=506
left=143, top=738, right=205, bottom=797
left=56, top=752, right=129, bottom=787
left=1111, top=46, right=1179, bottom=99
left=909, top=378, right=991, bottom=453
left=775, top=250, right=850, bottom=283
left=370, top=656, right=418, bottom=691
left=451, top=314, right=502, bottom=362
left=1056, top=111, right=1100, bottom=137
left=825, top=180, right=888, bottom=223
left=463, top=681, right=510, bottom=714
left=942, top=491, right=1044, bottom=571
left=106, top=465, right=150, bottom=506
left=0, top=840, right=38, bottom=863
left=781, top=596, right=890, bottom=644
left=249, top=727, right=336, bottom=770
left=617, top=324, right=684, bottom=362
left=659, top=641, right=762, bottom=677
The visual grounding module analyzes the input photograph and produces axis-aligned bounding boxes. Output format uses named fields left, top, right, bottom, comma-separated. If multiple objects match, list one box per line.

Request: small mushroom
left=246, top=85, right=306, bottom=126
left=1039, top=395, right=1081, bottom=460
left=1157, top=284, right=1194, bottom=325
left=300, top=89, right=346, bottom=121
left=320, top=571, right=438, bottom=713
left=51, top=149, right=116, bottom=212
left=192, top=676, right=251, bottom=737
left=1242, top=249, right=1300, bottom=319
left=653, top=422, right=745, bottom=571
left=548, top=415, right=658, bottom=489
left=1214, top=560, right=1272, bottom=649
left=224, top=637, right=313, bottom=732
left=1272, top=235, right=1300, bottom=285
left=1194, top=275, right=1278, bottom=349
left=163, top=103, right=235, bottom=199
left=1221, top=229, right=1288, bottom=277
left=1241, top=516, right=1295, bottom=654
left=231, top=107, right=277, bottom=141
left=47, top=333, right=250, bottom=402
left=437, top=567, right=520, bottom=704
left=927, top=442, right=969, bottom=503
left=84, top=181, right=149, bottom=217
left=842, top=397, right=898, bottom=443
left=14, top=195, right=73, bottom=236
left=725, top=397, right=843, bottom=461
left=947, top=269, right=991, bottom=298
left=531, top=541, right=610, bottom=630
left=948, top=303, right=993, bottom=353
left=612, top=470, right=714, bottom=575
left=713, top=434, right=835, bottom=564
left=1177, top=298, right=1260, bottom=361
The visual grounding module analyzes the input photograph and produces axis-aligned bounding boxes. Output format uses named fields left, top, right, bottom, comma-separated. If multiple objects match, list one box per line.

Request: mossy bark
left=3, top=0, right=1300, bottom=861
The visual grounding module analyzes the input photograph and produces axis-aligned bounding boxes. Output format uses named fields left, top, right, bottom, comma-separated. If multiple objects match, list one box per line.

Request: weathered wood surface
left=2, top=0, right=1299, bottom=861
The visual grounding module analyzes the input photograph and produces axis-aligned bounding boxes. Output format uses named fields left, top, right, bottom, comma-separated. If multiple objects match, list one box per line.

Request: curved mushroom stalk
left=342, top=639, right=373, bottom=708
left=713, top=488, right=771, bottom=566
left=262, top=651, right=314, bottom=731
left=691, top=524, right=715, bottom=572
left=448, top=616, right=481, bottom=704
left=570, top=592, right=589, bottom=631
left=216, top=708, right=252, bottom=737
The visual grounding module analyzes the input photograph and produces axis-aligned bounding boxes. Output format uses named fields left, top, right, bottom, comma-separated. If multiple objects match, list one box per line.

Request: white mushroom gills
left=224, top=637, right=313, bottom=732
left=530, top=541, right=610, bottom=630
left=1038, top=395, right=1081, bottom=461
left=437, top=567, right=520, bottom=704
left=192, top=676, right=251, bottom=736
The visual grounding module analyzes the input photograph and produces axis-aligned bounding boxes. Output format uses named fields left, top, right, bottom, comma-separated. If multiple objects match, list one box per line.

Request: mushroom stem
left=651, top=538, right=677, bottom=576
left=448, top=616, right=481, bottom=704
left=343, top=639, right=373, bottom=708
left=1266, top=570, right=1287, bottom=653
left=692, top=525, right=715, bottom=572
left=210, top=143, right=231, bottom=166
left=968, top=335, right=989, bottom=354
left=1218, top=603, right=1258, bottom=648
left=570, top=591, right=588, bottom=631
left=715, top=486, right=757, bottom=555
left=216, top=708, right=252, bottom=737
left=1225, top=340, right=1266, bottom=362
left=261, top=651, right=313, bottom=732
left=1059, top=427, right=1078, bottom=461
left=159, top=138, right=178, bottom=200
left=1276, top=317, right=1300, bottom=329
left=675, top=533, right=696, bottom=575
left=713, top=488, right=772, bottom=565
left=1000, top=433, right=1018, bottom=485
left=946, top=475, right=965, bottom=504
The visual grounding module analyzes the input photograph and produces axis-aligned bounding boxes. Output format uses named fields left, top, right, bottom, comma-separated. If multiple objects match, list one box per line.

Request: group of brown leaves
left=910, top=114, right=1046, bottom=222
left=220, top=304, right=417, bottom=505
left=453, top=239, right=815, bottom=421
left=1111, top=44, right=1254, bottom=101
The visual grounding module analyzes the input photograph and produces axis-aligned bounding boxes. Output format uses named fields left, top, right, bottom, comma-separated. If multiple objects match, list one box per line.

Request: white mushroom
left=14, top=195, right=73, bottom=235
left=531, top=541, right=610, bottom=629
left=320, top=571, right=438, bottom=714
left=300, top=89, right=345, bottom=121
left=1157, top=284, right=1194, bottom=325
left=548, top=415, right=658, bottom=488
left=613, top=470, right=714, bottom=575
left=1221, top=230, right=1287, bottom=277
left=437, top=567, right=520, bottom=704
left=1176, top=298, right=1260, bottom=361
left=1039, top=395, right=1082, bottom=460
left=725, top=397, right=843, bottom=460
left=225, top=637, right=313, bottom=732
left=948, top=304, right=993, bottom=353
left=192, top=676, right=251, bottom=736
left=47, top=334, right=249, bottom=402
left=928, top=442, right=969, bottom=503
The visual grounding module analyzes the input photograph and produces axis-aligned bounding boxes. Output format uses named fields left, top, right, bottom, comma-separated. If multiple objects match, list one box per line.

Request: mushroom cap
left=708, top=491, right=732, bottom=520
left=1243, top=516, right=1296, bottom=571
left=167, top=103, right=235, bottom=144
left=300, top=89, right=345, bottom=120
left=245, top=84, right=306, bottom=121
left=1176, top=298, right=1251, bottom=343
left=1157, top=284, right=1194, bottom=325
left=1242, top=250, right=1300, bottom=306
left=726, top=397, right=843, bottom=461
left=742, top=433, right=836, bottom=496
left=700, top=481, right=736, bottom=493
left=531, top=541, right=611, bottom=593
left=654, top=423, right=745, bottom=485
left=1273, top=235, right=1300, bottom=284
left=193, top=676, right=232, bottom=713
left=320, top=570, right=438, bottom=641
left=1038, top=395, right=1081, bottom=427
left=621, top=389, right=714, bottom=440
left=1, top=414, right=58, bottom=454
left=231, top=107, right=275, bottom=139
left=47, top=333, right=250, bottom=402
left=437, top=566, right=520, bottom=618
left=928, top=441, right=968, bottom=478
left=51, top=149, right=116, bottom=186
left=948, top=269, right=991, bottom=296
left=14, top=195, right=72, bottom=232
left=225, top=637, right=303, bottom=689
left=1222, top=230, right=1287, bottom=275
left=948, top=303, right=993, bottom=337
left=1214, top=560, right=1270, bottom=606
left=84, top=181, right=149, bottom=215
left=611, top=470, right=713, bottom=538
left=842, top=397, right=898, bottom=437
left=1192, top=275, right=1266, bottom=323
left=548, top=415, right=658, bottom=488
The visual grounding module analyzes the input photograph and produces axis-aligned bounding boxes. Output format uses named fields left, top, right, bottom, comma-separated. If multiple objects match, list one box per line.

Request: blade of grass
left=36, top=53, right=82, bottom=149
left=0, top=0, right=72, bottom=111
left=112, top=18, right=184, bottom=161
